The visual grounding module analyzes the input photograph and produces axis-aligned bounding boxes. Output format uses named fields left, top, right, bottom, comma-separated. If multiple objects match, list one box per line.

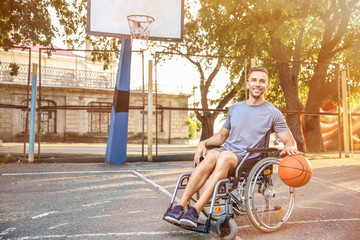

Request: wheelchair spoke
left=245, top=157, right=295, bottom=232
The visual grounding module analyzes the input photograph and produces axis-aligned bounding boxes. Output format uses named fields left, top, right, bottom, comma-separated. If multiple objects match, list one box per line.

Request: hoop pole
left=105, top=39, right=132, bottom=164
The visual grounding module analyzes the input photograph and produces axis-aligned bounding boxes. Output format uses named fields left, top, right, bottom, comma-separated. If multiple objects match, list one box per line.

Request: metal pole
left=155, top=58, right=158, bottom=160
left=341, top=70, right=350, bottom=157
left=141, top=51, right=145, bottom=159
left=337, top=66, right=341, bottom=158
left=105, top=39, right=132, bottom=164
left=244, top=59, right=247, bottom=100
left=347, top=64, right=354, bottom=159
left=147, top=60, right=153, bottom=162
left=28, top=63, right=38, bottom=163
left=24, top=48, right=31, bottom=160
left=38, top=49, right=42, bottom=162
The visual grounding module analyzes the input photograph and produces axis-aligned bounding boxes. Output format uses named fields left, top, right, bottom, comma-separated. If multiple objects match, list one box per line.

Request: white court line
left=130, top=170, right=178, bottom=201
left=237, top=218, right=360, bottom=229
left=1, top=170, right=132, bottom=176
left=296, top=205, right=323, bottom=210
left=31, top=211, right=58, bottom=219
left=15, top=230, right=202, bottom=240
left=128, top=210, right=146, bottom=214
left=48, top=223, right=68, bottom=230
left=312, top=176, right=360, bottom=196
left=0, top=227, right=16, bottom=236
left=318, top=200, right=344, bottom=206
left=82, top=201, right=111, bottom=207
left=18, top=234, right=66, bottom=239
left=137, top=168, right=193, bottom=172
left=88, top=215, right=111, bottom=219
left=1, top=168, right=191, bottom=176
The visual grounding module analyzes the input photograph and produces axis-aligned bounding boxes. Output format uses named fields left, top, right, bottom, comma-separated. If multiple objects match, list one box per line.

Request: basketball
left=279, top=155, right=312, bottom=188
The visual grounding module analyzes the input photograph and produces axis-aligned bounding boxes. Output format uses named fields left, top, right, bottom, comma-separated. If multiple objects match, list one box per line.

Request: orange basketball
left=279, top=155, right=312, bottom=188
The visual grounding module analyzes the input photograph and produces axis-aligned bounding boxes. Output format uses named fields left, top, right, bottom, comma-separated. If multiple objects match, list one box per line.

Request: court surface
left=1, top=157, right=360, bottom=240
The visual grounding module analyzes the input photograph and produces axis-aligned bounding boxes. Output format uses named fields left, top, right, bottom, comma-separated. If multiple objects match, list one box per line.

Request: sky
left=49, top=1, right=240, bottom=134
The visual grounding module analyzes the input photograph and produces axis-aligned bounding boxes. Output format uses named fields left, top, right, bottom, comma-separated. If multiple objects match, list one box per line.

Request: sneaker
left=179, top=207, right=199, bottom=227
left=164, top=205, right=184, bottom=224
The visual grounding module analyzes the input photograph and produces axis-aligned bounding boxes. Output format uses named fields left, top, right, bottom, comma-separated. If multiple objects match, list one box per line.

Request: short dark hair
left=247, top=66, right=269, bottom=80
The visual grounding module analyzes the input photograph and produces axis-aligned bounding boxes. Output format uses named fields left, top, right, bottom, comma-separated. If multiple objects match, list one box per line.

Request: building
left=0, top=46, right=189, bottom=144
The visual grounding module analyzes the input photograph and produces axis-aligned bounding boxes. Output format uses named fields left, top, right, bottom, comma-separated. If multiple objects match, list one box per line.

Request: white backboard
left=87, top=0, right=184, bottom=42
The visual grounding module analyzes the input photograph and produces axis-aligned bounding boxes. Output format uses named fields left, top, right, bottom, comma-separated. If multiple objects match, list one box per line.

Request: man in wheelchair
left=164, top=66, right=302, bottom=228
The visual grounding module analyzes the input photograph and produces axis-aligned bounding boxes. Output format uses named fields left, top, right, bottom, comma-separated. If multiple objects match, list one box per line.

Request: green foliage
left=189, top=112, right=202, bottom=130
left=0, top=0, right=120, bottom=69
left=0, top=154, right=11, bottom=163
left=187, top=118, right=197, bottom=140
left=9, top=62, right=19, bottom=76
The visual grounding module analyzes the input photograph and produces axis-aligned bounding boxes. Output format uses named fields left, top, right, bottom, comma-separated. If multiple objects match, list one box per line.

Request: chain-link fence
left=1, top=47, right=359, bottom=163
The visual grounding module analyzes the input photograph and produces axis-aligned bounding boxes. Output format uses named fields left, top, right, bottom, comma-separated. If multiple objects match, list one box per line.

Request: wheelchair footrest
left=163, top=216, right=211, bottom=234
left=180, top=222, right=210, bottom=233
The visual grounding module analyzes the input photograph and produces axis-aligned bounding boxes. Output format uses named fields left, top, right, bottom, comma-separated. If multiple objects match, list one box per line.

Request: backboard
left=87, top=0, right=184, bottom=42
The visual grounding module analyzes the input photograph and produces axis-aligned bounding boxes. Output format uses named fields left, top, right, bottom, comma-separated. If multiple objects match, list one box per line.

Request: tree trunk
left=304, top=64, right=331, bottom=152
left=276, top=62, right=307, bottom=153
left=269, top=34, right=307, bottom=153
left=200, top=113, right=215, bottom=141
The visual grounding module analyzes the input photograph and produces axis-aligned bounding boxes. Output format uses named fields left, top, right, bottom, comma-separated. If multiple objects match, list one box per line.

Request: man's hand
left=280, top=146, right=303, bottom=156
left=277, top=130, right=304, bottom=156
left=194, top=141, right=207, bottom=166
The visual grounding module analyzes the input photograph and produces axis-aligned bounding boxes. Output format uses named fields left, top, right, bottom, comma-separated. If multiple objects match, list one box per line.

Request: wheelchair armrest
left=206, top=145, right=222, bottom=150
left=247, top=147, right=279, bottom=153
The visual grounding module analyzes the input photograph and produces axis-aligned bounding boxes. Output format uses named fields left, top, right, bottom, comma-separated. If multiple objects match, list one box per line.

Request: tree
left=247, top=0, right=360, bottom=152
left=0, top=0, right=120, bottom=69
left=198, top=0, right=360, bottom=152
left=155, top=0, right=255, bottom=141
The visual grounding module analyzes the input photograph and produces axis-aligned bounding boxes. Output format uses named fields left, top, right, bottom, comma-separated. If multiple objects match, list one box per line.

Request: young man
left=165, top=66, right=302, bottom=227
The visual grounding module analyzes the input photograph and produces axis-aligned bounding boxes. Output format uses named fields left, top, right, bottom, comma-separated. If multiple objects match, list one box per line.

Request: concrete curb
left=37, top=153, right=194, bottom=163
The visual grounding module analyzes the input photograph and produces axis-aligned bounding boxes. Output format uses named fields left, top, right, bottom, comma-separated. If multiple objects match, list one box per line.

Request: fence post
left=148, top=60, right=153, bottom=162
left=28, top=63, right=38, bottom=163
left=341, top=70, right=350, bottom=157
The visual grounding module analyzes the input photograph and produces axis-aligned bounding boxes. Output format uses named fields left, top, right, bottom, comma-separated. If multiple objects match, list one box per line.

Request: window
left=88, top=102, right=111, bottom=133
left=22, top=99, right=57, bottom=133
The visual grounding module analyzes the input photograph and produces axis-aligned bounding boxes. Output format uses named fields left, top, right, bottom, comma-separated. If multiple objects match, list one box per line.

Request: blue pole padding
left=28, top=65, right=38, bottom=162
left=105, top=108, right=129, bottom=164
left=105, top=39, right=132, bottom=164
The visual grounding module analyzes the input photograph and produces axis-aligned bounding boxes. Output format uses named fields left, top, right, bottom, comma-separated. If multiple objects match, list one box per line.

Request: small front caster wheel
left=215, top=216, right=238, bottom=240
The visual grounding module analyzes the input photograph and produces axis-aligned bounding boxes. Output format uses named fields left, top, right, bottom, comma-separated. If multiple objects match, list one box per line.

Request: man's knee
left=216, top=151, right=238, bottom=169
left=195, top=150, right=219, bottom=173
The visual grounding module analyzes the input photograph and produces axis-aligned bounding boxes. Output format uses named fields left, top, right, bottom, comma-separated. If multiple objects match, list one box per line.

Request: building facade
left=0, top=46, right=189, bottom=144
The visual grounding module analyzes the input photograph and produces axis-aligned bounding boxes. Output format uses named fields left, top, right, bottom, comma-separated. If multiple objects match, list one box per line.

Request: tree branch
left=204, top=58, right=223, bottom=95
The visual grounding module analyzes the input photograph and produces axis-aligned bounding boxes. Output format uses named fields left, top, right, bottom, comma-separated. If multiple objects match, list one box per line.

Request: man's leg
left=191, top=151, right=238, bottom=213
left=177, top=150, right=220, bottom=207
left=164, top=150, right=219, bottom=224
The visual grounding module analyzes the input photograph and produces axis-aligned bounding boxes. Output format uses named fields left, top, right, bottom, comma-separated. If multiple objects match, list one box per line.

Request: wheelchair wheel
left=215, top=216, right=238, bottom=240
left=245, top=157, right=295, bottom=232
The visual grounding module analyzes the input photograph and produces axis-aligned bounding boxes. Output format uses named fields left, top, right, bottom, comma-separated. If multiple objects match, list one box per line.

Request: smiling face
left=247, top=71, right=269, bottom=100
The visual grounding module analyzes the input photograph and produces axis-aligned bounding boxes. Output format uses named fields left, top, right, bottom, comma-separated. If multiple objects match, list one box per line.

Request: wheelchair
left=163, top=130, right=295, bottom=240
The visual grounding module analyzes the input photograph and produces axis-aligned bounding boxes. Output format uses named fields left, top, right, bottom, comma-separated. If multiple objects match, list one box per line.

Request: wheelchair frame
left=163, top=131, right=295, bottom=239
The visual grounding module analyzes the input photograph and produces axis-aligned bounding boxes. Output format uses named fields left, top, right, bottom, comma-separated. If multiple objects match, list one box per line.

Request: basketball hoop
left=127, top=15, right=155, bottom=42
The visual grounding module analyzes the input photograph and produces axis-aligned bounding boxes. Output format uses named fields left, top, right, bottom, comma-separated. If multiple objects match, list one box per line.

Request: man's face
left=247, top=71, right=269, bottom=99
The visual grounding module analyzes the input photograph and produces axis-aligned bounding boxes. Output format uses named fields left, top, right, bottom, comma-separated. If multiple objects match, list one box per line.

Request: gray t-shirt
left=221, top=100, right=289, bottom=159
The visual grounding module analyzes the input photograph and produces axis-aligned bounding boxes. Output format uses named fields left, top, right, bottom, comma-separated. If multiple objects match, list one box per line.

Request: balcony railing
left=0, top=62, right=191, bottom=94
left=0, top=62, right=117, bottom=89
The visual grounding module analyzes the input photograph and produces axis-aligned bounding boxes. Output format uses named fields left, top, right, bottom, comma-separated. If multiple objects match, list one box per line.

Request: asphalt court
left=1, top=158, right=360, bottom=240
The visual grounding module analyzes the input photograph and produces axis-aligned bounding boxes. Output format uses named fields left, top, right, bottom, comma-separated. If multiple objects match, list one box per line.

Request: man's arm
left=194, top=127, right=230, bottom=165
left=277, top=130, right=304, bottom=156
